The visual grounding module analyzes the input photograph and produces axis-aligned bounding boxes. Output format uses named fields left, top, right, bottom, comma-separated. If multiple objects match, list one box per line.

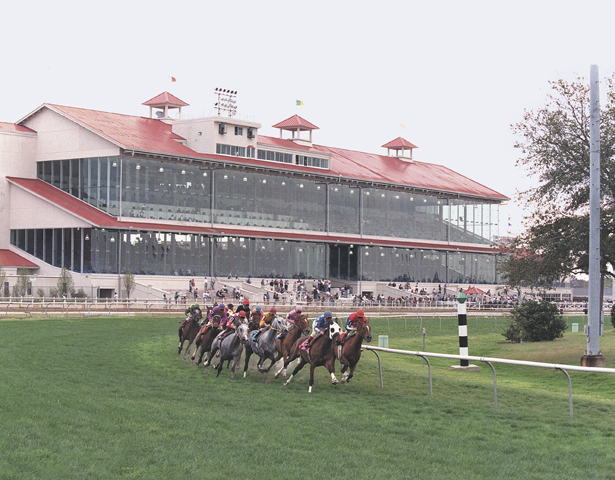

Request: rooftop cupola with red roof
left=142, top=92, right=189, bottom=120
left=272, top=115, right=318, bottom=146
left=382, top=137, right=418, bottom=162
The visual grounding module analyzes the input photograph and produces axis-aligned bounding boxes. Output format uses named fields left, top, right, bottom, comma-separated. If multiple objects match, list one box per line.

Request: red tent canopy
left=464, top=286, right=487, bottom=295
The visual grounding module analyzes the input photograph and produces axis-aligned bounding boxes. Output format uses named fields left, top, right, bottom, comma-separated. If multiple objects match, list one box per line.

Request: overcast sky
left=4, top=0, right=615, bottom=237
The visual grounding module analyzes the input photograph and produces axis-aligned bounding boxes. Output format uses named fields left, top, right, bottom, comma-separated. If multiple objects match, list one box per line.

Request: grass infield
left=0, top=315, right=614, bottom=479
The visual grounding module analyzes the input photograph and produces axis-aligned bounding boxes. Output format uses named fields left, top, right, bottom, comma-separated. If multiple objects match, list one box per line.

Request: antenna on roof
left=155, top=111, right=165, bottom=118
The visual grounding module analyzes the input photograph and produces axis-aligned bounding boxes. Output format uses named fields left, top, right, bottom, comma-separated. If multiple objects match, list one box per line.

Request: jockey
left=303, top=310, right=333, bottom=350
left=250, top=306, right=263, bottom=327
left=340, top=309, right=366, bottom=343
left=277, top=305, right=302, bottom=341
left=236, top=298, right=251, bottom=318
left=216, top=310, right=244, bottom=341
left=259, top=307, right=277, bottom=329
left=185, top=303, right=201, bottom=320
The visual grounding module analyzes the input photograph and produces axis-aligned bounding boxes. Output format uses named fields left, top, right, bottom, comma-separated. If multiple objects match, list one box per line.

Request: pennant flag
left=401, top=124, right=406, bottom=129
left=296, top=100, right=304, bottom=106
left=168, top=76, right=177, bottom=82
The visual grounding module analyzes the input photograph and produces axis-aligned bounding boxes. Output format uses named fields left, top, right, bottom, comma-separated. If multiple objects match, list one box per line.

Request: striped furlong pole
left=457, top=292, right=469, bottom=367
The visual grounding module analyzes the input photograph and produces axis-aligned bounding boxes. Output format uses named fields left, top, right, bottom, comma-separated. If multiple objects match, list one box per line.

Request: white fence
left=362, top=345, right=615, bottom=418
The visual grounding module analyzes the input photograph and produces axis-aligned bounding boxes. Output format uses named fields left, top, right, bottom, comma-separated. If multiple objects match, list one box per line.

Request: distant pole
left=584, top=65, right=605, bottom=367
left=457, top=292, right=469, bottom=367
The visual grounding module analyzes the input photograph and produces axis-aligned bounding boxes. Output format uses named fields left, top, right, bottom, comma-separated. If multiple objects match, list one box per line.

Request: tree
left=502, top=75, right=615, bottom=287
left=503, top=301, right=567, bottom=343
left=14, top=267, right=31, bottom=297
left=57, top=268, right=75, bottom=298
left=0, top=262, right=6, bottom=297
left=123, top=269, right=136, bottom=299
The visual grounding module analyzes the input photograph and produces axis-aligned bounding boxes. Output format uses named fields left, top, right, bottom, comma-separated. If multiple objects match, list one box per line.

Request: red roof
left=0, top=249, right=38, bottom=268
left=17, top=104, right=507, bottom=201
left=0, top=121, right=36, bottom=133
left=44, top=104, right=195, bottom=157
left=382, top=137, right=418, bottom=149
left=272, top=115, right=319, bottom=130
left=142, top=92, right=189, bottom=107
left=6, top=177, right=498, bottom=254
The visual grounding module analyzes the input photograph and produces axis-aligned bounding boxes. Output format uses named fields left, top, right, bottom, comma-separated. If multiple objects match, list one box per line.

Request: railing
left=362, top=345, right=615, bottom=418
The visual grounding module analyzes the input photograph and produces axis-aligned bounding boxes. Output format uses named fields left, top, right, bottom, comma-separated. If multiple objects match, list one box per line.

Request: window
left=234, top=126, right=243, bottom=136
left=257, top=149, right=293, bottom=164
left=218, top=123, right=227, bottom=135
left=296, top=155, right=329, bottom=169
left=247, top=127, right=255, bottom=139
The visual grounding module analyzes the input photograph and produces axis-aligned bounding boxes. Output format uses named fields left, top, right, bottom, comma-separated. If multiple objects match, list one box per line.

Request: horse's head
left=211, top=313, right=221, bottom=328
left=295, top=314, right=310, bottom=335
left=357, top=319, right=372, bottom=342
left=328, top=321, right=342, bottom=340
left=236, top=323, right=249, bottom=343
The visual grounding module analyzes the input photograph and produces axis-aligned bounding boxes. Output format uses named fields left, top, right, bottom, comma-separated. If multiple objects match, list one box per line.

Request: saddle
left=250, top=330, right=261, bottom=343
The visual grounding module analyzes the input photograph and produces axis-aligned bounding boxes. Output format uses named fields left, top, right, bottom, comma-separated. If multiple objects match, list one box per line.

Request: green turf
left=0, top=315, right=614, bottom=479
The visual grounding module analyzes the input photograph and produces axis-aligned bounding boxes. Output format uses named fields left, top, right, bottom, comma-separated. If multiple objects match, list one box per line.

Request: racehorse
left=191, top=313, right=221, bottom=366
left=273, top=314, right=310, bottom=379
left=177, top=307, right=203, bottom=358
left=243, top=317, right=286, bottom=376
left=283, top=321, right=342, bottom=393
left=203, top=322, right=249, bottom=380
left=336, top=319, right=372, bottom=383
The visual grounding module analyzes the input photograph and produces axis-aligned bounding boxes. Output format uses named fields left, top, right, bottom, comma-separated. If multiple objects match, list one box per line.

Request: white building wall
left=21, top=108, right=120, bottom=161
left=9, top=187, right=90, bottom=229
left=171, top=116, right=261, bottom=155
left=0, top=129, right=37, bottom=248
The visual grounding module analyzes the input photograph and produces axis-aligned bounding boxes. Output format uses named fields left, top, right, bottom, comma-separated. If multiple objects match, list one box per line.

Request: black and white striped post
left=451, top=292, right=479, bottom=371
left=457, top=292, right=469, bottom=367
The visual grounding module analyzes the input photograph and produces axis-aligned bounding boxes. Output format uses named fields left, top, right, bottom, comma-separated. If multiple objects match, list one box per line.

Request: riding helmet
left=243, top=298, right=250, bottom=305
left=357, top=309, right=365, bottom=317
left=295, top=305, right=302, bottom=312
left=269, top=307, right=277, bottom=314
left=324, top=310, right=332, bottom=318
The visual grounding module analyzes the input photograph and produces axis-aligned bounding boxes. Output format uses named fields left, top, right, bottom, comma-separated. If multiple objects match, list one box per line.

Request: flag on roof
left=169, top=76, right=176, bottom=82
left=401, top=124, right=406, bottom=129
left=296, top=100, right=303, bottom=106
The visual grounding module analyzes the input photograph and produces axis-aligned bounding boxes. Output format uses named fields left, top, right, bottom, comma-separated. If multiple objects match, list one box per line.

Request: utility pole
left=583, top=64, right=606, bottom=367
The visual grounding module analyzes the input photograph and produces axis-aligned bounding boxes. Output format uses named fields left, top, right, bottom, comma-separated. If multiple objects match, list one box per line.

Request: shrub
left=503, top=300, right=567, bottom=343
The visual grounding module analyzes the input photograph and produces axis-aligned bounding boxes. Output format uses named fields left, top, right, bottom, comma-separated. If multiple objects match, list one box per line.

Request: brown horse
left=177, top=307, right=204, bottom=358
left=283, top=322, right=342, bottom=393
left=273, top=314, right=310, bottom=379
left=336, top=319, right=372, bottom=384
left=191, top=314, right=221, bottom=366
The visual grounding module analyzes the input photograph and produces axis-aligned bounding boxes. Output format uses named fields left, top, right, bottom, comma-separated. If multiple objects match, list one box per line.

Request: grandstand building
left=0, top=92, right=508, bottom=298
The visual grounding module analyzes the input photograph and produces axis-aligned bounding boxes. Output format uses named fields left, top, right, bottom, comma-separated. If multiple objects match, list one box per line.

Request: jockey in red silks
left=339, top=309, right=366, bottom=343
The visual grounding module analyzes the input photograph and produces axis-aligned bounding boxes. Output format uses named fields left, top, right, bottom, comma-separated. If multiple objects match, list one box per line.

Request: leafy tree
left=503, top=300, right=567, bottom=343
left=14, top=267, right=31, bottom=297
left=123, top=269, right=136, bottom=299
left=0, top=262, right=6, bottom=297
left=57, top=268, right=75, bottom=297
left=501, top=75, right=615, bottom=287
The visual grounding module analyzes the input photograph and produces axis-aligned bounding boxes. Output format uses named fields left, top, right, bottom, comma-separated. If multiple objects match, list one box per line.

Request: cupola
left=272, top=115, right=319, bottom=146
left=142, top=92, right=189, bottom=119
left=382, top=137, right=418, bottom=162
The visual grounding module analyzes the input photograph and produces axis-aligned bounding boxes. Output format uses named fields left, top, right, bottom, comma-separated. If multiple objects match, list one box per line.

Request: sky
left=4, top=0, right=615, bottom=237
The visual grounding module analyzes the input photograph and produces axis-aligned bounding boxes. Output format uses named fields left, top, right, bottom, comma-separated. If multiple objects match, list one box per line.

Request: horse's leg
left=308, top=364, right=316, bottom=393
left=204, top=344, right=217, bottom=367
left=283, top=356, right=306, bottom=386
left=327, top=358, right=339, bottom=386
left=191, top=334, right=202, bottom=361
left=243, top=347, right=253, bottom=378
left=345, top=363, right=357, bottom=383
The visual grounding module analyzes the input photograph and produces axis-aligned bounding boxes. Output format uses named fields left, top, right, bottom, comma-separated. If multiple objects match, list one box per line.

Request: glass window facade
left=30, top=156, right=501, bottom=282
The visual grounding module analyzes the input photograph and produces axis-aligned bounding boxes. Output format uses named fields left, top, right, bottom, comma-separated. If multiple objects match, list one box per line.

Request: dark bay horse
left=283, top=322, right=342, bottom=393
left=337, top=319, right=372, bottom=383
left=203, top=323, right=249, bottom=380
left=177, top=307, right=203, bottom=358
left=243, top=317, right=286, bottom=376
left=191, top=314, right=221, bottom=366
left=273, top=314, right=310, bottom=379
